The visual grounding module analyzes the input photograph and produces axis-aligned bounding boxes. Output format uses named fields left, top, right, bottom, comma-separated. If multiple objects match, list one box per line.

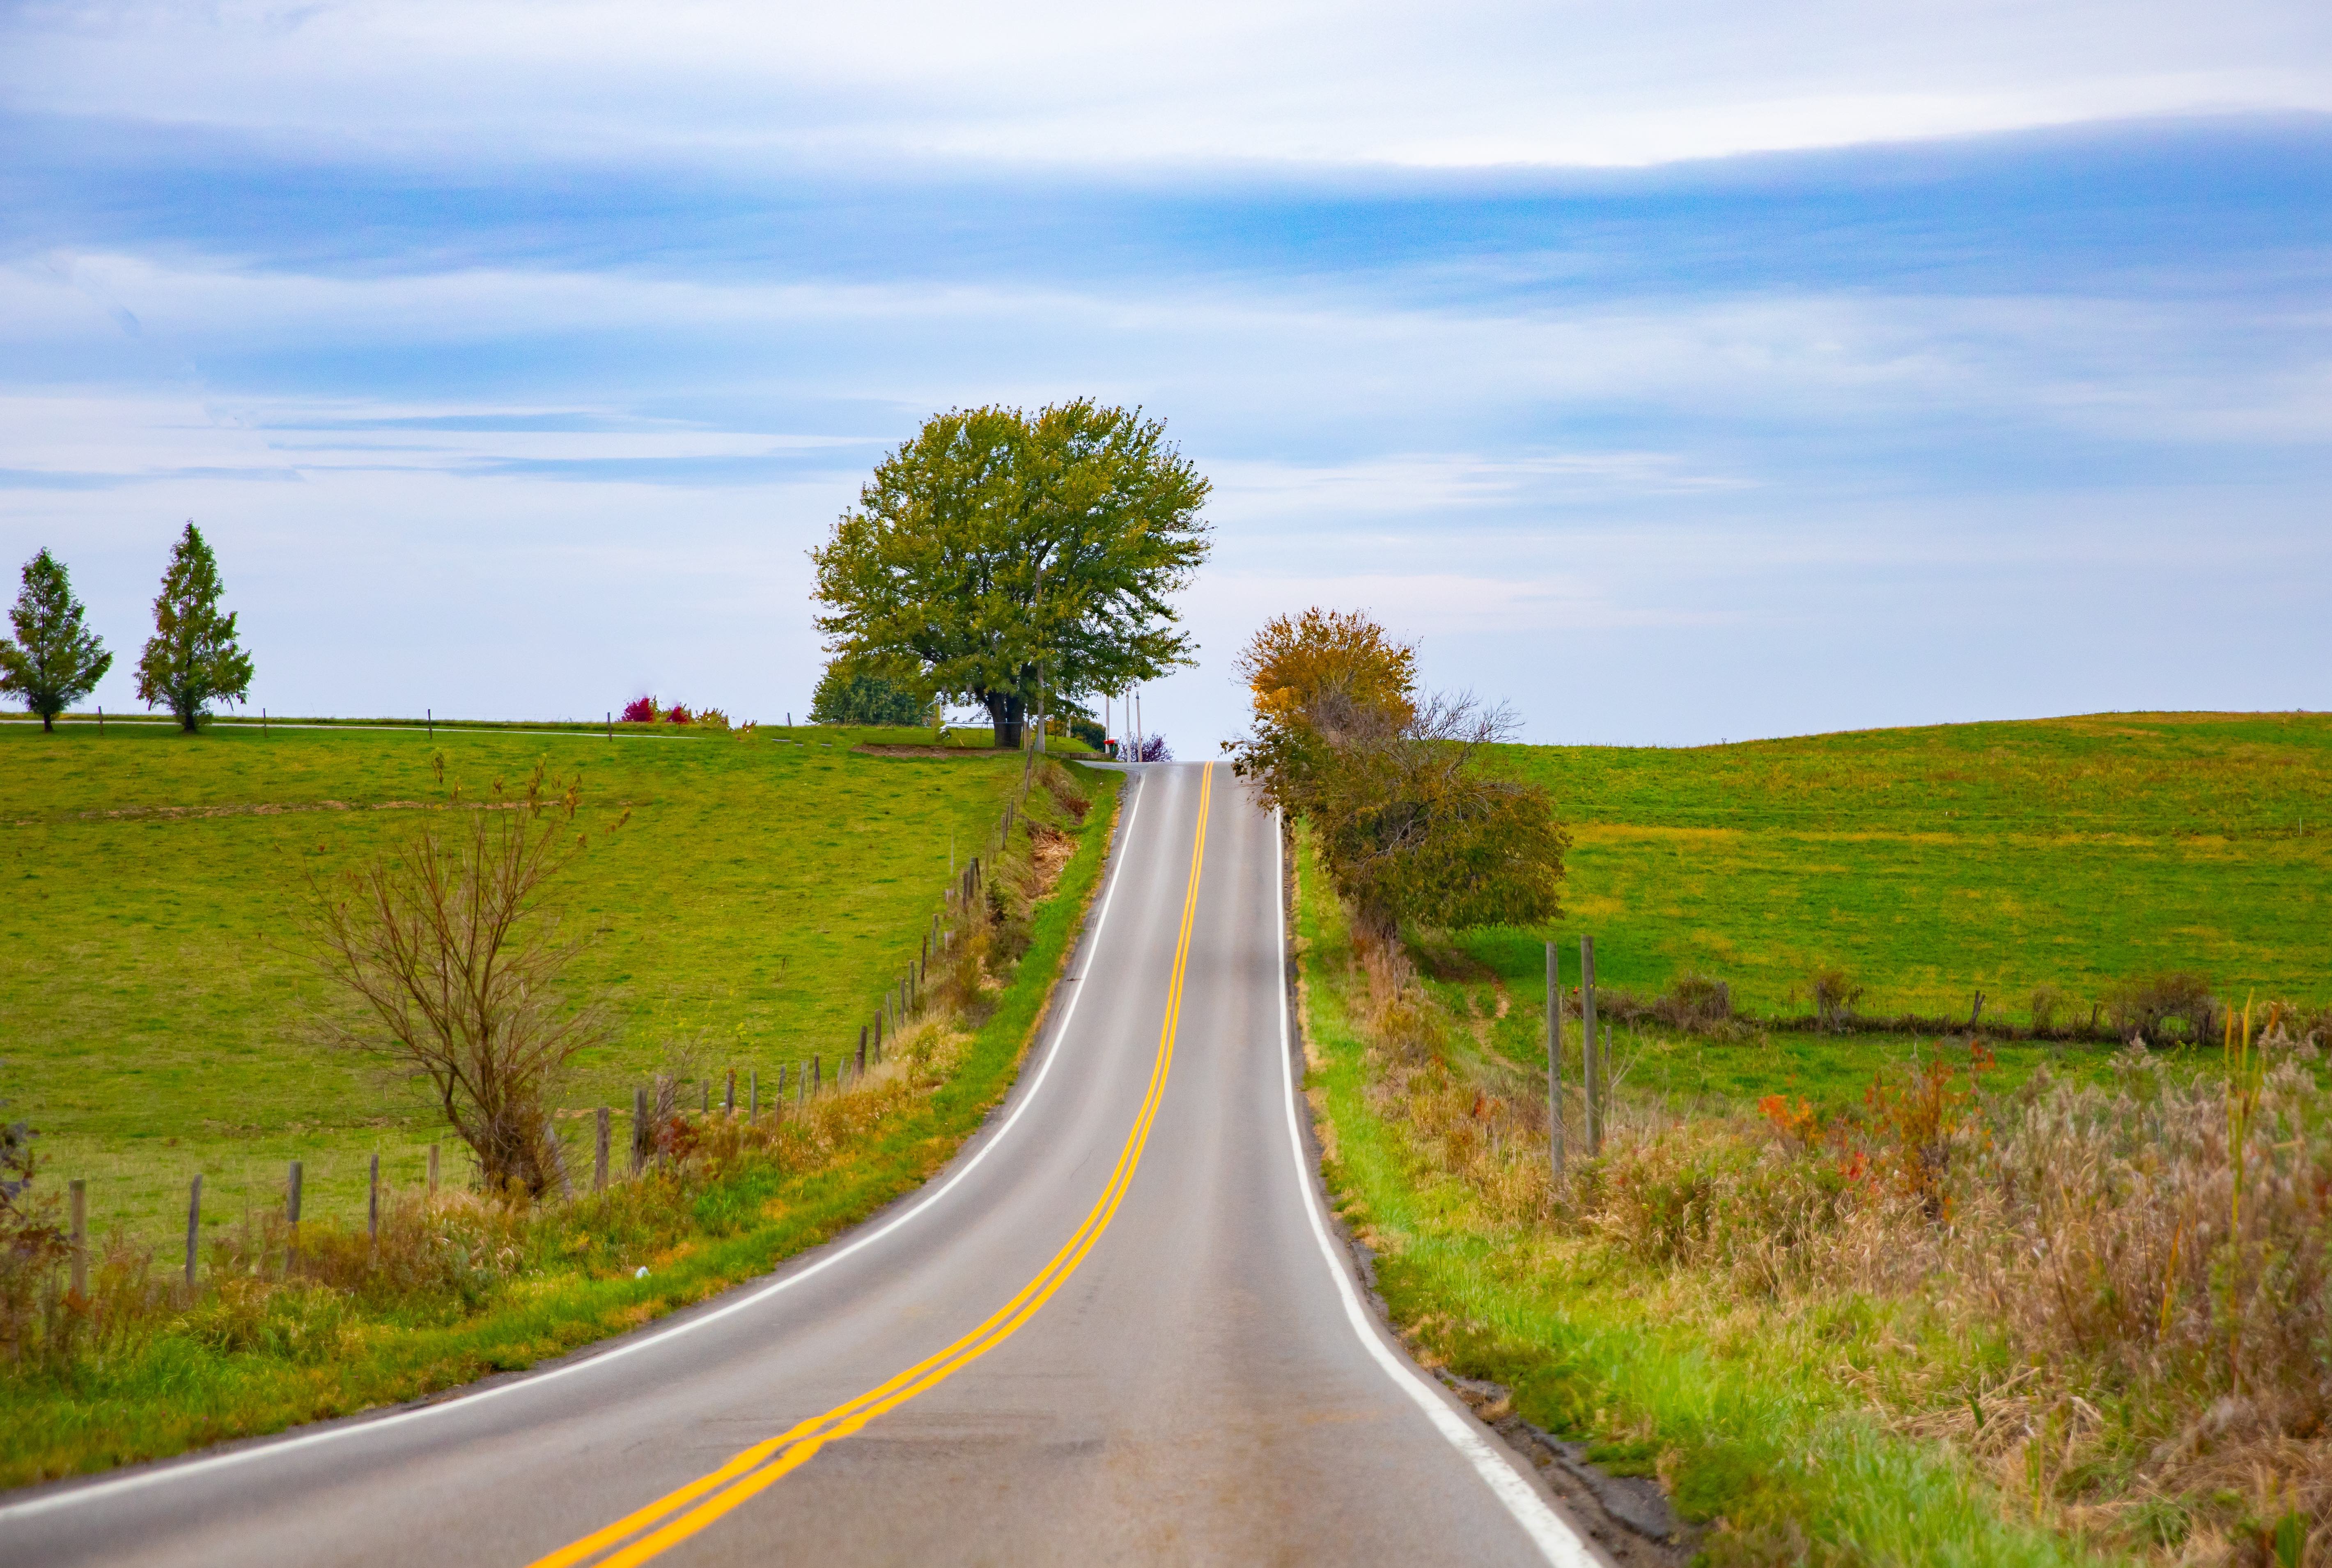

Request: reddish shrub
left=666, top=704, right=692, bottom=725
left=621, top=696, right=656, bottom=724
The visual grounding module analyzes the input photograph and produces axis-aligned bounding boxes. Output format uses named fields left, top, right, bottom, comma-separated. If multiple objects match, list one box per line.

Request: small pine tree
left=135, top=522, right=254, bottom=733
left=0, top=549, right=113, bottom=732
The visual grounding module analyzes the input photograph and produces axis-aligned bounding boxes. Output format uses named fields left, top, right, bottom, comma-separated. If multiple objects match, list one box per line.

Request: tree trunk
left=40, top=711, right=53, bottom=733
left=179, top=701, right=200, bottom=734
left=980, top=689, right=1026, bottom=750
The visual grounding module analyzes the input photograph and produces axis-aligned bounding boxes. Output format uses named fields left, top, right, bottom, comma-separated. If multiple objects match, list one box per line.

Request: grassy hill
left=1, top=720, right=1044, bottom=1248
left=1469, top=710, right=2331, bottom=1017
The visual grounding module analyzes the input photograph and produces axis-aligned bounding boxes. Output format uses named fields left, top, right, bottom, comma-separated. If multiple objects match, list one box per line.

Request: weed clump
left=1809, top=966, right=1862, bottom=1033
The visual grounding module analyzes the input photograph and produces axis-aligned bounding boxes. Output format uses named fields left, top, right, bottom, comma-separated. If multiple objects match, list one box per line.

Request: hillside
left=0, top=720, right=1032, bottom=1247
left=1475, top=710, right=2332, bottom=1017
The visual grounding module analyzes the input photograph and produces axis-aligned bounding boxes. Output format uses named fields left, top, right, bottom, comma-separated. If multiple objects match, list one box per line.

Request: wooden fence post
left=185, top=1173, right=202, bottom=1292
left=286, top=1160, right=303, bottom=1275
left=1579, top=935, right=1600, bottom=1156
left=632, top=1086, right=650, bottom=1173
left=546, top=1112, right=574, bottom=1199
left=725, top=1070, right=736, bottom=1116
left=69, top=1178, right=87, bottom=1298
left=368, top=1152, right=380, bottom=1245
left=427, top=1142, right=440, bottom=1194
left=867, top=1019, right=877, bottom=1070
left=594, top=1107, right=611, bottom=1190
left=814, top=1055, right=822, bottom=1095
left=748, top=1071, right=759, bottom=1123
left=1546, top=942, right=1564, bottom=1181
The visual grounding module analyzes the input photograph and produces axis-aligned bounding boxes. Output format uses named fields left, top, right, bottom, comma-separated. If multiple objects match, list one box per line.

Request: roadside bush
left=621, top=696, right=657, bottom=723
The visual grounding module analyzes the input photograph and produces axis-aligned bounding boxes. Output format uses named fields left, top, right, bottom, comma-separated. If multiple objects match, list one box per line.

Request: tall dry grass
left=1349, top=920, right=2332, bottom=1565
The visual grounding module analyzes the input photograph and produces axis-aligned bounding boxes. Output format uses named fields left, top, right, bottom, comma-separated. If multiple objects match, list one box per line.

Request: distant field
left=1467, top=711, right=2332, bottom=1021
left=0, top=720, right=1043, bottom=1248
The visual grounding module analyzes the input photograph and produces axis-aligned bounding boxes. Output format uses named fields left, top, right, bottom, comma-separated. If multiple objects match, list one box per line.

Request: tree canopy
left=1226, top=608, right=1567, bottom=935
left=810, top=400, right=1210, bottom=748
left=135, top=522, right=253, bottom=732
left=0, top=548, right=112, bottom=731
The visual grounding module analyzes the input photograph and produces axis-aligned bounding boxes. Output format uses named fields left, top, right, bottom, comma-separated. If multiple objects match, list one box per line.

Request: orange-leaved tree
left=1227, top=608, right=1566, bottom=936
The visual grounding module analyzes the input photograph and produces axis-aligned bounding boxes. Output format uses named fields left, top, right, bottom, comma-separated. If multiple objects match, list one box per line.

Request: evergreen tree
left=135, top=522, right=254, bottom=732
left=0, top=549, right=113, bottom=732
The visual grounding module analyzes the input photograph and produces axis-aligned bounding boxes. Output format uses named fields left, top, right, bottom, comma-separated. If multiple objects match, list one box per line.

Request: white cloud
left=5, top=0, right=2328, bottom=168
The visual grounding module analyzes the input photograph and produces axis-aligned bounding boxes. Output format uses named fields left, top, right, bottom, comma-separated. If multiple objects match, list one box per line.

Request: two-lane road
left=4, top=764, right=1597, bottom=1566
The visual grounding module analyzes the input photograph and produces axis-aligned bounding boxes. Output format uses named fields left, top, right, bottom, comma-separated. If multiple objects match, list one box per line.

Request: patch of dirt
left=1026, top=822, right=1075, bottom=898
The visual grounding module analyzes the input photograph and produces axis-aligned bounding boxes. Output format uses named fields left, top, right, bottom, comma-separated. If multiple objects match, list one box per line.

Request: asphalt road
left=3, top=763, right=1599, bottom=1567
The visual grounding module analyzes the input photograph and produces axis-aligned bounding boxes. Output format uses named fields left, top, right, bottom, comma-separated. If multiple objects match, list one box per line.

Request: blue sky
left=2, top=2, right=2328, bottom=746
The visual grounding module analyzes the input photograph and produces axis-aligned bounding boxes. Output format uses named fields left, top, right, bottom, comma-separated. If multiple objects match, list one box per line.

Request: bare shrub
left=307, top=763, right=612, bottom=1197
left=2104, top=970, right=2219, bottom=1045
left=1664, top=972, right=1732, bottom=1024
left=2029, top=982, right=2070, bottom=1032
left=1592, top=974, right=1751, bottom=1041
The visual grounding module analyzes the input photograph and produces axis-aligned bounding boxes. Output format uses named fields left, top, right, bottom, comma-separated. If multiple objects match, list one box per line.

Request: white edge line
left=1271, top=807, right=1599, bottom=1568
left=0, top=770, right=1150, bottom=1523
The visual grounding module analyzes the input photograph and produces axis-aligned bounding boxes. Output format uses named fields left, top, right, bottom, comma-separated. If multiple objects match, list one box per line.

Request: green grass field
left=1468, top=709, right=2332, bottom=1020
left=0, top=720, right=1051, bottom=1250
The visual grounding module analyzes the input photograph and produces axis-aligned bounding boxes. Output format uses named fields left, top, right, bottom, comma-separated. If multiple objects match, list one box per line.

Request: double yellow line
left=530, top=763, right=1212, bottom=1568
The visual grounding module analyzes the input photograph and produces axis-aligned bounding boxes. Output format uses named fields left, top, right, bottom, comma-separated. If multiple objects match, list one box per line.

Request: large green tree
left=135, top=522, right=253, bottom=732
left=0, top=549, right=112, bottom=732
left=810, top=400, right=1210, bottom=748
